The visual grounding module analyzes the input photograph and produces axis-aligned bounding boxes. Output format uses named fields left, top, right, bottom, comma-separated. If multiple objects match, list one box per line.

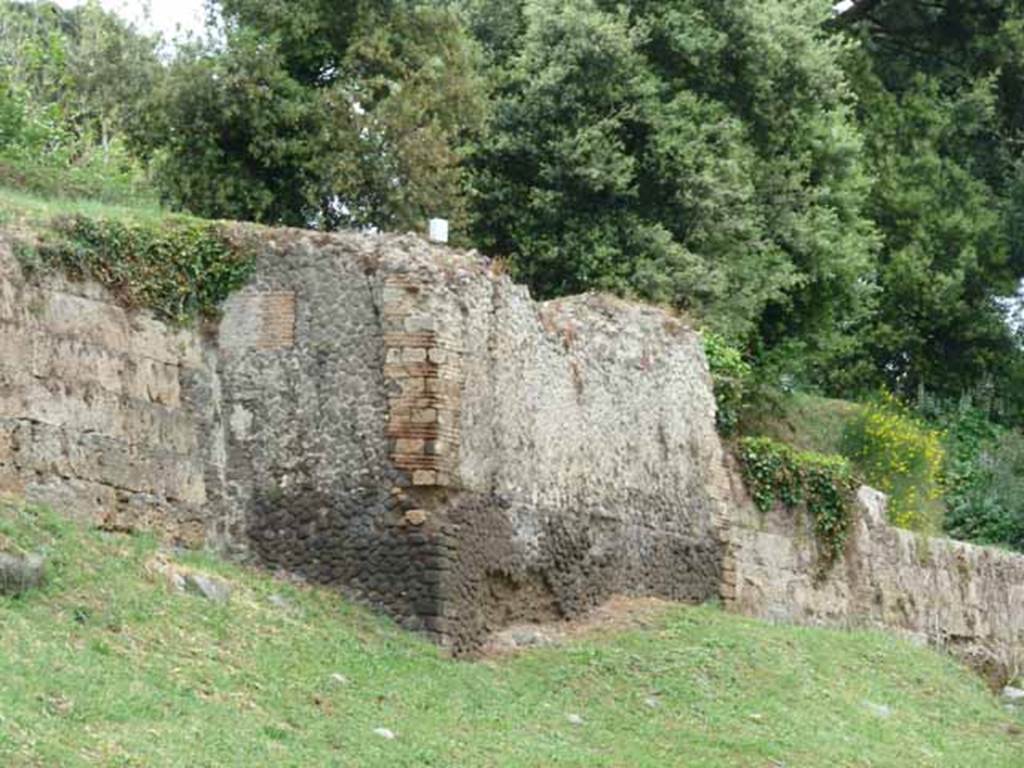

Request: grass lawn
left=1, top=499, right=1021, bottom=767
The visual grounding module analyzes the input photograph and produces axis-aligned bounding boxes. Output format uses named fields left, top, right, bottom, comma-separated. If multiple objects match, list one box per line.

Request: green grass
left=743, top=391, right=864, bottom=457
left=2, top=500, right=1021, bottom=766
left=0, top=185, right=166, bottom=231
left=0, top=150, right=161, bottom=214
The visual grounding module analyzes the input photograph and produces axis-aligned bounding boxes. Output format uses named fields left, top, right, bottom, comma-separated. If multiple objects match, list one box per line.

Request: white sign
left=428, top=218, right=449, bottom=244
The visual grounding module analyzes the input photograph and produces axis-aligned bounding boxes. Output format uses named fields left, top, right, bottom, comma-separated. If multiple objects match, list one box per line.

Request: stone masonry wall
left=726, top=475, right=1024, bottom=684
left=367, top=249, right=731, bottom=650
left=4, top=220, right=1024, bottom=671
left=208, top=230, right=730, bottom=650
left=0, top=236, right=214, bottom=544
left=209, top=230, right=426, bottom=622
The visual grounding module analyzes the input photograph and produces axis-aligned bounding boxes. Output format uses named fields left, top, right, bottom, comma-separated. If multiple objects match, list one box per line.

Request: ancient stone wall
left=4, top=222, right=1024, bottom=670
left=209, top=231, right=443, bottom=626
left=0, top=237, right=213, bottom=545
left=726, top=478, right=1024, bottom=684
left=208, top=230, right=730, bottom=649
left=370, top=249, right=732, bottom=649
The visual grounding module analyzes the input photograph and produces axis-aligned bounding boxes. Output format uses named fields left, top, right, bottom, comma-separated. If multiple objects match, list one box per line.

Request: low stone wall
left=727, top=478, right=1024, bottom=684
left=0, top=237, right=213, bottom=544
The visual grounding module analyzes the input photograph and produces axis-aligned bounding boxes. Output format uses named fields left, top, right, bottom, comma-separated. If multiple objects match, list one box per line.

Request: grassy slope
left=1, top=501, right=1021, bottom=767
left=741, top=391, right=863, bottom=457
left=0, top=186, right=166, bottom=229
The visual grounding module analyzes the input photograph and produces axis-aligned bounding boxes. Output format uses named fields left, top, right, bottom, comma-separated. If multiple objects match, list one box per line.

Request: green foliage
left=940, top=408, right=1024, bottom=550
left=0, top=0, right=161, bottom=205
left=139, top=1, right=487, bottom=233
left=0, top=79, right=25, bottom=151
left=850, top=65, right=1021, bottom=400
left=0, top=137, right=154, bottom=205
left=740, top=391, right=863, bottom=458
left=738, top=436, right=855, bottom=568
left=841, top=393, right=945, bottom=534
left=216, top=0, right=373, bottom=86
left=34, top=213, right=254, bottom=323
left=467, top=0, right=877, bottom=350
left=832, top=1, right=1024, bottom=405
left=702, top=331, right=751, bottom=436
left=319, top=4, right=488, bottom=232
left=4, top=0, right=1016, bottom=444
left=138, top=34, right=323, bottom=227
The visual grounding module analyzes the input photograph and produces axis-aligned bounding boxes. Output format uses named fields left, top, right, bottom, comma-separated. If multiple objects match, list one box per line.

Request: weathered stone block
left=402, top=347, right=428, bottom=364
left=394, top=438, right=425, bottom=455
left=412, top=470, right=438, bottom=486
left=0, top=552, right=45, bottom=596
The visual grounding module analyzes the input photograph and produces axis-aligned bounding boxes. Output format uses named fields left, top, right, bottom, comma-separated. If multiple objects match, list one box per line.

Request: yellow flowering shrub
left=841, top=392, right=945, bottom=533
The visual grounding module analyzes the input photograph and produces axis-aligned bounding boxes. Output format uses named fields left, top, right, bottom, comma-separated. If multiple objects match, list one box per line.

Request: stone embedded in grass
left=1001, top=686, right=1024, bottom=704
left=566, top=714, right=584, bottom=726
left=0, top=552, right=45, bottom=596
left=863, top=701, right=892, bottom=718
left=508, top=627, right=551, bottom=647
left=268, top=593, right=293, bottom=611
left=183, top=573, right=232, bottom=604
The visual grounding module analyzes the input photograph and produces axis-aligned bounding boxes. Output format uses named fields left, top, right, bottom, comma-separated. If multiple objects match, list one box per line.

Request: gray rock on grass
left=1001, top=686, right=1024, bottom=704
left=863, top=701, right=892, bottom=719
left=0, top=552, right=45, bottom=596
left=183, top=573, right=232, bottom=603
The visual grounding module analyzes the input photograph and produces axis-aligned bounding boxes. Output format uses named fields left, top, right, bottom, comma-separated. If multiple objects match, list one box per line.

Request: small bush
left=0, top=81, right=26, bottom=152
left=738, top=436, right=855, bottom=568
left=941, top=408, right=1024, bottom=550
left=35, top=213, right=254, bottom=324
left=702, top=331, right=752, bottom=436
left=841, top=392, right=945, bottom=534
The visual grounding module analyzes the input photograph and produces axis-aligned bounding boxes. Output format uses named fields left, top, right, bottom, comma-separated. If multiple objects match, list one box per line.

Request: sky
left=53, top=0, right=208, bottom=41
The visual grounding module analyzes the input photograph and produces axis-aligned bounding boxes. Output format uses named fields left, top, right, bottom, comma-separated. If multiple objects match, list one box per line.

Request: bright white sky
left=53, top=0, right=208, bottom=41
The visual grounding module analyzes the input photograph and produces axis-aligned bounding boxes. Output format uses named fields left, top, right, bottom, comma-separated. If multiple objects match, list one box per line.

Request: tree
left=141, top=1, right=486, bottom=232
left=465, top=0, right=878, bottom=358
left=837, top=0, right=1024, bottom=404
left=0, top=0, right=161, bottom=200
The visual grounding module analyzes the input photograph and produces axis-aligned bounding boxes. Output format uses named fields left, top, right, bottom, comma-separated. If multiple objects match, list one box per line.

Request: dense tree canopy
left=135, top=0, right=487, bottom=232
left=466, top=0, right=881, bottom=373
left=2, top=0, right=1023, bottom=415
left=842, top=0, right=1024, bottom=403
left=0, top=0, right=160, bottom=198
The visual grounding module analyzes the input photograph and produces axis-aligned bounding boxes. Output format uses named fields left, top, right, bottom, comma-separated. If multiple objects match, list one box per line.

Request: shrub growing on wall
left=738, top=436, right=855, bottom=569
left=841, top=392, right=945, bottom=533
left=34, top=214, right=254, bottom=324
left=702, top=331, right=752, bottom=436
